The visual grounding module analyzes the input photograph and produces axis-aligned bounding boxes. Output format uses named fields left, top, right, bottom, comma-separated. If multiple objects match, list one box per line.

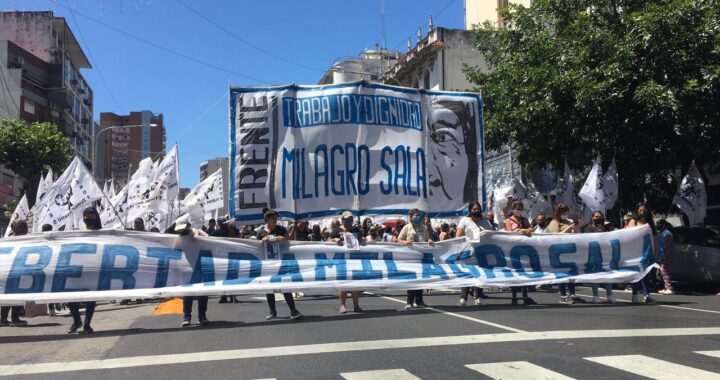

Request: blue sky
left=2, top=0, right=465, bottom=188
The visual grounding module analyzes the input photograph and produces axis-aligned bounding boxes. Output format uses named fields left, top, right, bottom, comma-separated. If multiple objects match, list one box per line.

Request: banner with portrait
left=0, top=226, right=654, bottom=304
left=229, top=82, right=485, bottom=224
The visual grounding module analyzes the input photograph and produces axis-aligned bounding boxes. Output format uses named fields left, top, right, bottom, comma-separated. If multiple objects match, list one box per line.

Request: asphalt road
left=1, top=287, right=719, bottom=379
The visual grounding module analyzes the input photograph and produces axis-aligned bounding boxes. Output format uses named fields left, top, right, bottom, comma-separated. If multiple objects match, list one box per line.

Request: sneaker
left=290, top=310, right=303, bottom=320
left=456, top=298, right=466, bottom=307
left=607, top=295, right=618, bottom=304
left=592, top=296, right=601, bottom=304
left=10, top=319, right=27, bottom=326
left=644, top=296, right=654, bottom=303
left=0, top=319, right=10, bottom=326
left=199, top=318, right=210, bottom=326
left=49, top=309, right=57, bottom=317
left=511, top=298, right=518, bottom=306
left=474, top=298, right=483, bottom=306
left=68, top=322, right=82, bottom=334
left=119, top=299, right=130, bottom=305
left=265, top=312, right=277, bottom=320
left=294, top=292, right=304, bottom=299
left=339, top=305, right=347, bottom=314
left=181, top=317, right=191, bottom=327
left=523, top=297, right=536, bottom=306
left=415, top=303, right=428, bottom=308
left=624, top=285, right=633, bottom=293
left=631, top=294, right=639, bottom=303
left=660, top=289, right=675, bottom=295
left=559, top=296, right=570, bottom=304
left=404, top=304, right=412, bottom=310
left=80, top=325, right=94, bottom=334
left=218, top=296, right=228, bottom=304
left=353, top=306, right=363, bottom=312
left=570, top=294, right=581, bottom=302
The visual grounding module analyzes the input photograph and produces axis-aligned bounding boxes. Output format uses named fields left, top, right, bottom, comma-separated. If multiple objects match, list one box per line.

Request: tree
left=466, top=0, right=720, bottom=212
left=0, top=120, right=73, bottom=204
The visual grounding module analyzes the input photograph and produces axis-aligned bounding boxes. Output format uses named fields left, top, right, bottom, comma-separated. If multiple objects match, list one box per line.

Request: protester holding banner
left=548, top=204, right=581, bottom=304
left=398, top=209, right=433, bottom=310
left=656, top=219, right=675, bottom=295
left=67, top=207, right=101, bottom=334
left=630, top=203, right=657, bottom=303
left=0, top=221, right=28, bottom=326
left=337, top=211, right=365, bottom=314
left=455, top=201, right=493, bottom=307
left=584, top=210, right=618, bottom=304
left=257, top=210, right=303, bottom=320
left=504, top=201, right=536, bottom=305
left=486, top=210, right=499, bottom=230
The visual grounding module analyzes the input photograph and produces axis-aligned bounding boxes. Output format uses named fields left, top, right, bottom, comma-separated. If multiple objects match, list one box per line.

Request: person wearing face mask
left=504, top=201, right=536, bottom=306
left=584, top=210, right=618, bottom=304
left=67, top=207, right=101, bottom=334
left=532, top=213, right=548, bottom=233
left=656, top=219, right=675, bottom=295
left=398, top=209, right=434, bottom=309
left=629, top=203, right=656, bottom=303
left=548, top=204, right=581, bottom=304
left=455, top=201, right=494, bottom=307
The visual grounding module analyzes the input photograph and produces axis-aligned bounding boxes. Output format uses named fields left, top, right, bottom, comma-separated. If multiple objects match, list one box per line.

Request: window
left=423, top=70, right=431, bottom=90
left=23, top=100, right=35, bottom=115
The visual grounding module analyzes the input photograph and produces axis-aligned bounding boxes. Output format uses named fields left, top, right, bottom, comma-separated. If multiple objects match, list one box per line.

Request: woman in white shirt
left=455, top=201, right=493, bottom=307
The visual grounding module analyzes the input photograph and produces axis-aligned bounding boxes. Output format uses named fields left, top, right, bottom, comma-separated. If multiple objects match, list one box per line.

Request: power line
left=176, top=0, right=324, bottom=73
left=63, top=0, right=125, bottom=114
left=50, top=0, right=272, bottom=85
left=173, top=91, right=228, bottom=142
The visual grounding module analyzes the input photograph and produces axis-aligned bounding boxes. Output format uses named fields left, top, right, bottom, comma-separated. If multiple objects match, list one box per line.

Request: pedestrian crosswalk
left=337, top=352, right=719, bottom=380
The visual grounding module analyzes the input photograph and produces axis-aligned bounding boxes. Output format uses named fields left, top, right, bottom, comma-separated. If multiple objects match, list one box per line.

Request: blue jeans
left=591, top=284, right=613, bottom=297
left=559, top=283, right=576, bottom=296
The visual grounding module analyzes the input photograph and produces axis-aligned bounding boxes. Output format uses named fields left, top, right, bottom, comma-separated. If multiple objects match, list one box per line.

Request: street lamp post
left=93, top=123, right=158, bottom=178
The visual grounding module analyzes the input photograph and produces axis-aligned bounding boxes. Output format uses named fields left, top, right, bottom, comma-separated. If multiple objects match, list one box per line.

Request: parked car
left=668, top=226, right=720, bottom=284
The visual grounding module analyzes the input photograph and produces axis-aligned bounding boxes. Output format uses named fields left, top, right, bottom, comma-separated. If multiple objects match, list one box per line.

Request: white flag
left=35, top=157, right=104, bottom=231
left=557, top=161, right=583, bottom=218
left=101, top=184, right=129, bottom=229
left=579, top=155, right=606, bottom=214
left=673, top=161, right=707, bottom=225
left=184, top=168, right=224, bottom=227
left=603, top=158, right=619, bottom=210
left=4, top=193, right=29, bottom=237
left=125, top=157, right=155, bottom=225
left=35, top=169, right=52, bottom=208
left=101, top=181, right=110, bottom=211
left=525, top=180, right=552, bottom=220
left=107, top=179, right=116, bottom=199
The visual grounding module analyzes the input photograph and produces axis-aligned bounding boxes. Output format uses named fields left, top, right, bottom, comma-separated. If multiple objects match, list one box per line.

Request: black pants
left=266, top=293, right=296, bottom=313
left=406, top=290, right=424, bottom=305
left=68, top=302, right=96, bottom=326
left=0, top=306, right=21, bottom=322
left=511, top=286, right=529, bottom=300
left=183, top=296, right=208, bottom=319
left=460, top=287, right=480, bottom=301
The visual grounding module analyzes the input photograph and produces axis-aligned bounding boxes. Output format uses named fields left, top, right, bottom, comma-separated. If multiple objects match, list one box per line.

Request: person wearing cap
left=397, top=209, right=434, bottom=309
left=213, top=217, right=239, bottom=304
left=67, top=207, right=102, bottom=334
left=335, top=211, right=365, bottom=314
left=256, top=210, right=303, bottom=320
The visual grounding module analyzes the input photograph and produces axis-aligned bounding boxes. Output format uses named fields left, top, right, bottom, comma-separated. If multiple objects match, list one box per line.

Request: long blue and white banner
left=229, top=82, right=485, bottom=223
left=0, top=226, right=654, bottom=304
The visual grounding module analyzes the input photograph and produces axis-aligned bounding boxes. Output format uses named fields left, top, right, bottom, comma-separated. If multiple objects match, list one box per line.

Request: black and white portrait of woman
left=426, top=98, right=480, bottom=206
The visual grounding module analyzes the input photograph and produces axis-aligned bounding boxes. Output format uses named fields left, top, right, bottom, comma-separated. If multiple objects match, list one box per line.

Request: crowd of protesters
left=0, top=198, right=680, bottom=334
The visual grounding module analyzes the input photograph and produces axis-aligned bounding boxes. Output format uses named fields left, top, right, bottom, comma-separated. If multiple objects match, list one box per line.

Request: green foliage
left=0, top=120, right=73, bottom=203
left=466, top=0, right=720, bottom=211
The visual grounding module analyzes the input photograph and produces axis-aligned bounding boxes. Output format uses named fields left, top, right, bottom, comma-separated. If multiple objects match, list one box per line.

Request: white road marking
left=341, top=369, right=421, bottom=380
left=575, top=293, right=720, bottom=314
left=695, top=350, right=720, bottom=358
left=367, top=292, right=527, bottom=333
left=466, top=361, right=575, bottom=380
left=1, top=327, right=720, bottom=376
left=585, top=355, right=719, bottom=379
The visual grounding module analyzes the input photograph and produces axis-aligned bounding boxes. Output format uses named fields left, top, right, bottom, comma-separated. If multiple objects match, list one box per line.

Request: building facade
left=200, top=157, right=229, bottom=217
left=98, top=111, right=165, bottom=185
left=464, top=0, right=534, bottom=29
left=0, top=11, right=94, bottom=207
left=318, top=47, right=402, bottom=85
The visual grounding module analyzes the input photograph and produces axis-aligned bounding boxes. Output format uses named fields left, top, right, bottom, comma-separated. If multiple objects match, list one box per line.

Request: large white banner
left=0, top=225, right=654, bottom=304
left=229, top=82, right=485, bottom=223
